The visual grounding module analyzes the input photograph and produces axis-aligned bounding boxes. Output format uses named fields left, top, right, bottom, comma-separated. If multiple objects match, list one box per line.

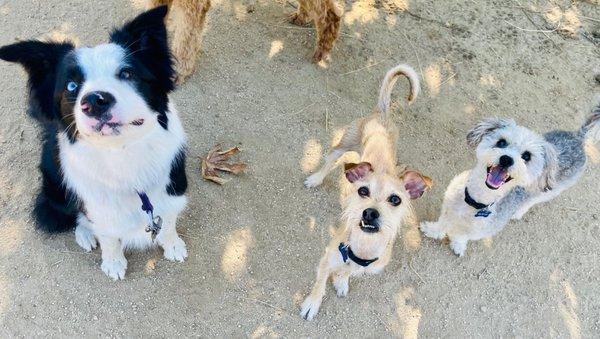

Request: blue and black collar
left=338, top=243, right=378, bottom=267
left=464, top=188, right=494, bottom=218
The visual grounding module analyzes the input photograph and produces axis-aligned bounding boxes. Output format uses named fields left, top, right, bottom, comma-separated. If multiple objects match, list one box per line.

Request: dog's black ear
left=110, top=5, right=174, bottom=92
left=466, top=118, right=515, bottom=147
left=344, top=162, right=373, bottom=183
left=0, top=40, right=74, bottom=122
left=401, top=170, right=433, bottom=199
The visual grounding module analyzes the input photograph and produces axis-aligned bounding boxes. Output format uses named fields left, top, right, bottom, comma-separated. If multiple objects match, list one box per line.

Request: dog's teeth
left=361, top=220, right=365, bottom=227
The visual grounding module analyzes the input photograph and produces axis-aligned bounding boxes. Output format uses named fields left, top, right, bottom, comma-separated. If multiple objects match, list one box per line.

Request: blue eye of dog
left=496, top=139, right=508, bottom=148
left=388, top=194, right=401, bottom=206
left=521, top=151, right=531, bottom=162
left=118, top=68, right=133, bottom=80
left=358, top=186, right=369, bottom=197
left=66, top=81, right=78, bottom=92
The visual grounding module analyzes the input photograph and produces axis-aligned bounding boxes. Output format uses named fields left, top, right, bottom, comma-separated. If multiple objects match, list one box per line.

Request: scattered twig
left=436, top=72, right=457, bottom=89
left=339, top=61, right=381, bottom=76
left=239, top=295, right=294, bottom=316
left=504, top=19, right=558, bottom=33
left=401, top=32, right=423, bottom=78
left=408, top=257, right=425, bottom=284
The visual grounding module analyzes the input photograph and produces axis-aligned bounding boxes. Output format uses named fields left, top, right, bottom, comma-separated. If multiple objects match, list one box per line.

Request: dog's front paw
left=162, top=236, right=188, bottom=262
left=304, top=173, right=324, bottom=188
left=333, top=276, right=349, bottom=297
left=300, top=295, right=323, bottom=321
left=450, top=239, right=467, bottom=257
left=419, top=222, right=446, bottom=240
left=75, top=225, right=97, bottom=252
left=101, top=258, right=127, bottom=280
left=312, top=49, right=331, bottom=64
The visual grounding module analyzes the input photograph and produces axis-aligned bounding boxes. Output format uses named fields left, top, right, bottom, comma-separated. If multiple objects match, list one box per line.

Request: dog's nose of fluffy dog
left=499, top=155, right=514, bottom=168
left=362, top=208, right=380, bottom=223
left=81, top=91, right=116, bottom=118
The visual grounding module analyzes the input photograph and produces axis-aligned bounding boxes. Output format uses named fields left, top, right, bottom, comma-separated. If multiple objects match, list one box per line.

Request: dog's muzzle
left=360, top=208, right=380, bottom=233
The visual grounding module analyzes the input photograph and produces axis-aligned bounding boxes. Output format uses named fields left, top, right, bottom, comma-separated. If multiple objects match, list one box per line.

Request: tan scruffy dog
left=146, top=0, right=211, bottom=83
left=300, top=64, right=432, bottom=321
left=290, top=0, right=343, bottom=64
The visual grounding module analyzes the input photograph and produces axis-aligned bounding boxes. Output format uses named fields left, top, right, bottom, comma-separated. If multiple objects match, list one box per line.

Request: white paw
left=304, top=173, right=323, bottom=188
left=162, top=236, right=188, bottom=262
left=419, top=222, right=446, bottom=240
left=511, top=211, right=526, bottom=220
left=101, top=257, right=127, bottom=280
left=450, top=240, right=467, bottom=257
left=333, top=277, right=349, bottom=297
left=75, top=226, right=97, bottom=252
left=300, top=295, right=323, bottom=321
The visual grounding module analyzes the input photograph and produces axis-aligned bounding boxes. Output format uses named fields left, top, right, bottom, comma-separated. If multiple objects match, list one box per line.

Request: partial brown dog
left=300, top=64, right=432, bottom=320
left=290, top=0, right=343, bottom=63
left=144, top=0, right=346, bottom=81
left=146, top=0, right=211, bottom=83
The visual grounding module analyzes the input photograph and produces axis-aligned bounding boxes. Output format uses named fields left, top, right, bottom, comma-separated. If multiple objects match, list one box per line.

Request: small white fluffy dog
left=0, top=7, right=189, bottom=279
left=300, top=64, right=432, bottom=320
left=420, top=111, right=600, bottom=257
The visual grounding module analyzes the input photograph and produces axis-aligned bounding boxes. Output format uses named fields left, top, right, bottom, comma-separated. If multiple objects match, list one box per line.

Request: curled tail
left=377, top=64, right=420, bottom=119
left=581, top=104, right=600, bottom=141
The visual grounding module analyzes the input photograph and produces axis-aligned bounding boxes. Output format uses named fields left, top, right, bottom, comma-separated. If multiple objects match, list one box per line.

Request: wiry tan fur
left=300, top=64, right=431, bottom=320
left=290, top=0, right=343, bottom=63
left=146, top=0, right=211, bottom=83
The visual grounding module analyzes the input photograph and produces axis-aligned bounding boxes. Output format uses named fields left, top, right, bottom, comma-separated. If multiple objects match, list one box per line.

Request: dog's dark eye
left=496, top=139, right=508, bottom=148
left=118, top=68, right=133, bottom=80
left=358, top=186, right=369, bottom=197
left=521, top=151, right=531, bottom=162
left=66, top=81, right=78, bottom=92
left=388, top=194, right=402, bottom=206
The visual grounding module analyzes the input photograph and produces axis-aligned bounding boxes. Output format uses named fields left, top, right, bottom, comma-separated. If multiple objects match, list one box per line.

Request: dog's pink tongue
left=486, top=166, right=507, bottom=189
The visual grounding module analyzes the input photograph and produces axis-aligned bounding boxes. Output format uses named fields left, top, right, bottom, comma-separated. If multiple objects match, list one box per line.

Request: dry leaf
left=201, top=144, right=247, bottom=185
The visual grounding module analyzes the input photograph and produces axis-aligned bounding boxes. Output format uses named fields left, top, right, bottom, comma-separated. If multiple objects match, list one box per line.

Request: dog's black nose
left=499, top=155, right=514, bottom=168
left=81, top=91, right=115, bottom=118
left=362, top=208, right=380, bottom=222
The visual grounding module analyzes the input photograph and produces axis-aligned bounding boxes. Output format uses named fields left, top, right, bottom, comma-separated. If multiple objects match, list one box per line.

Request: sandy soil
left=0, top=0, right=599, bottom=337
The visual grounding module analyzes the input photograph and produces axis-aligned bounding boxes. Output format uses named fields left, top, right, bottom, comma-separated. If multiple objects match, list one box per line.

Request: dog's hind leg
left=419, top=221, right=447, bottom=240
left=290, top=0, right=311, bottom=26
left=305, top=120, right=363, bottom=188
left=170, top=0, right=211, bottom=83
left=312, top=0, right=342, bottom=63
left=75, top=215, right=97, bottom=252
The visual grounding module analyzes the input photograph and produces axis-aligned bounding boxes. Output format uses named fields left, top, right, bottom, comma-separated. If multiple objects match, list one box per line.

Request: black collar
left=338, top=243, right=378, bottom=267
left=464, top=188, right=490, bottom=210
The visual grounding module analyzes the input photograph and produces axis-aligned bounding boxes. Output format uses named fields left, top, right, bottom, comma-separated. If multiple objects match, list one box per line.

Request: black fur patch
left=33, top=127, right=81, bottom=232
left=109, top=5, right=175, bottom=130
left=167, top=149, right=188, bottom=196
left=0, top=40, right=74, bottom=123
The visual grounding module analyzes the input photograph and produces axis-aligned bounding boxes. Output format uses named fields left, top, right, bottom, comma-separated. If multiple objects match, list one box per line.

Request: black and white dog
left=0, top=6, right=189, bottom=280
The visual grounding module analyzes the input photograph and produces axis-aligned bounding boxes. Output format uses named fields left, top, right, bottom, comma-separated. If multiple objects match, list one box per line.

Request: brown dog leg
left=313, top=3, right=341, bottom=63
left=170, top=0, right=211, bottom=84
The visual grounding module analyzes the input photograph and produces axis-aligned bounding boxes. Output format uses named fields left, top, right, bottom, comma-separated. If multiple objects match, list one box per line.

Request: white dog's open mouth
left=485, top=165, right=512, bottom=190
left=360, top=220, right=380, bottom=233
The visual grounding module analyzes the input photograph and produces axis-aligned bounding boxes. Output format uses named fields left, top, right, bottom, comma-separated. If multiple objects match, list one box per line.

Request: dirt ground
left=0, top=0, right=599, bottom=337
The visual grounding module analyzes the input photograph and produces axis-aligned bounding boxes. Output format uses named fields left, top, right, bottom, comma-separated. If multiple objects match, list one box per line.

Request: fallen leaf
left=201, top=144, right=247, bottom=185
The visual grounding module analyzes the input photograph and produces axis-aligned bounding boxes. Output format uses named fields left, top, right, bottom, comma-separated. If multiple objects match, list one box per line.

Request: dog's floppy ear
left=539, top=142, right=559, bottom=192
left=110, top=5, right=174, bottom=92
left=401, top=170, right=433, bottom=199
left=466, top=118, right=515, bottom=147
left=0, top=40, right=74, bottom=122
left=344, top=162, right=373, bottom=183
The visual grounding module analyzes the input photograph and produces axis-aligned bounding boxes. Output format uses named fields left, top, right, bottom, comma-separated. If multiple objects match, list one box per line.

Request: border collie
left=0, top=6, right=189, bottom=280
